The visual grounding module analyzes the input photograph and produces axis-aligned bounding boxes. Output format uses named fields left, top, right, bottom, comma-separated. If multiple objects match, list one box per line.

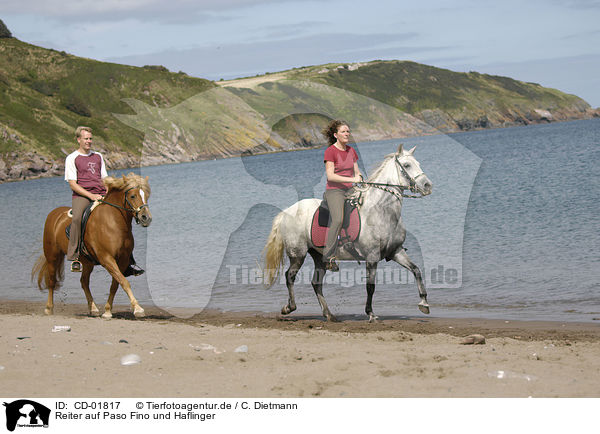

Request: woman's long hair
left=321, top=120, right=349, bottom=145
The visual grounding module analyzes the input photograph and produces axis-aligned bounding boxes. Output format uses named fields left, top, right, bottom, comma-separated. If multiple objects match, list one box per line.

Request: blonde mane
left=103, top=173, right=151, bottom=197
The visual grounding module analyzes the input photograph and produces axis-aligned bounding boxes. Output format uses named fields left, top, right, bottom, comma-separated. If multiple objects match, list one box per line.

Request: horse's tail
left=31, top=253, right=64, bottom=291
left=263, top=211, right=286, bottom=287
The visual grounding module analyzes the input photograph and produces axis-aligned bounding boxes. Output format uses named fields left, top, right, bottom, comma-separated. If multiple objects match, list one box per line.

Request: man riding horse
left=65, top=126, right=143, bottom=276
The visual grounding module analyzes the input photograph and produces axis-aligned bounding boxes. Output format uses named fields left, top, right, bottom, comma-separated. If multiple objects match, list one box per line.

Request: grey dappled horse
left=264, top=144, right=433, bottom=322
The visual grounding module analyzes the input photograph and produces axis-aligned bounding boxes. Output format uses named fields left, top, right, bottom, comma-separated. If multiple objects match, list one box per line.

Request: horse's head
left=394, top=144, right=433, bottom=196
left=104, top=174, right=153, bottom=227
left=124, top=178, right=152, bottom=227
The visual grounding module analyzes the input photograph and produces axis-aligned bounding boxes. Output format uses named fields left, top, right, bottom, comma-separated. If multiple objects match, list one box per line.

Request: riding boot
left=123, top=255, right=145, bottom=277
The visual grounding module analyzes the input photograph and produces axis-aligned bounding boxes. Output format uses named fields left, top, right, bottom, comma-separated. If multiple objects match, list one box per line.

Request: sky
left=2, top=0, right=600, bottom=107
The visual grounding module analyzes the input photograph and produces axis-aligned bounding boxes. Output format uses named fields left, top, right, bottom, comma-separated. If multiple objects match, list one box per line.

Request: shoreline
left=2, top=298, right=598, bottom=342
left=2, top=117, right=598, bottom=185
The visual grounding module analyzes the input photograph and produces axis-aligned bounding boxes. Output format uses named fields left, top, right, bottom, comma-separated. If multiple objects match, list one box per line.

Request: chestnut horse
left=32, top=173, right=152, bottom=318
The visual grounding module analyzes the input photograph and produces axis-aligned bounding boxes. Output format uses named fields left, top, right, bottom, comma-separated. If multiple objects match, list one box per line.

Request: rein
left=355, top=181, right=424, bottom=199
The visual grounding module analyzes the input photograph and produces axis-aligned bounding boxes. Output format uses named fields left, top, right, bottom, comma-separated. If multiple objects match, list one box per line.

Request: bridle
left=99, top=186, right=149, bottom=224
left=394, top=155, right=427, bottom=196
left=353, top=155, right=427, bottom=203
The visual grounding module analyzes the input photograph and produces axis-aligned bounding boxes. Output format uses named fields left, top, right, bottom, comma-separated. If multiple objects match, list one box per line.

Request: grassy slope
left=215, top=61, right=591, bottom=146
left=0, top=38, right=215, bottom=157
left=226, top=79, right=435, bottom=141
left=229, top=60, right=590, bottom=120
left=0, top=38, right=592, bottom=166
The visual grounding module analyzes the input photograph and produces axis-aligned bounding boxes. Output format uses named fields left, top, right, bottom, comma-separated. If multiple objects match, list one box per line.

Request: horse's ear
left=397, top=143, right=404, bottom=154
left=145, top=176, right=149, bottom=181
left=122, top=174, right=127, bottom=180
left=407, top=146, right=416, bottom=156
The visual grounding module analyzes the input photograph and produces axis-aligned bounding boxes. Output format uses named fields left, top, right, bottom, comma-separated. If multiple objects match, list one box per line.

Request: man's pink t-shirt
left=65, top=151, right=108, bottom=197
left=323, top=145, right=358, bottom=190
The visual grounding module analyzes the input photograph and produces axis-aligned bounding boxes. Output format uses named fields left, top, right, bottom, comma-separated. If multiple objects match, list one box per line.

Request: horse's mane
left=103, top=173, right=151, bottom=197
left=367, top=153, right=396, bottom=182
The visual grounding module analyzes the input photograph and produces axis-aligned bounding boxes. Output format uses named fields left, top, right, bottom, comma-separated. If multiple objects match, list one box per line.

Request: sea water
left=1, top=119, right=598, bottom=322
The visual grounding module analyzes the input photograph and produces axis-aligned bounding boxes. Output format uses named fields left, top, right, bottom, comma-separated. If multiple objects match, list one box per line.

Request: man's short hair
left=75, top=126, right=92, bottom=138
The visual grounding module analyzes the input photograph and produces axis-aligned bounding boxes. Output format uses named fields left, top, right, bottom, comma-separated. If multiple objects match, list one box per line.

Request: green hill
left=0, top=37, right=214, bottom=180
left=222, top=60, right=594, bottom=132
left=0, top=36, right=596, bottom=182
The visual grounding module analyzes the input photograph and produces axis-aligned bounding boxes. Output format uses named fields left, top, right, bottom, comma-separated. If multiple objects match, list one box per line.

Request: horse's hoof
left=90, top=305, right=101, bottom=317
left=368, top=314, right=379, bottom=323
left=281, top=304, right=296, bottom=315
left=102, top=311, right=113, bottom=319
left=418, top=302, right=430, bottom=315
left=44, top=308, right=53, bottom=316
left=133, top=307, right=145, bottom=318
left=327, top=314, right=340, bottom=322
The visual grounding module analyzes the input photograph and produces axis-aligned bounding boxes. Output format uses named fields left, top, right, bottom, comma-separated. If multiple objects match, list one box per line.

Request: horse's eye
left=403, top=163, right=410, bottom=168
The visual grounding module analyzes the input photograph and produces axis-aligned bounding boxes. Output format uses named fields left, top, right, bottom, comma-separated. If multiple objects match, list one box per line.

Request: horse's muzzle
left=418, top=177, right=433, bottom=196
left=138, top=210, right=152, bottom=227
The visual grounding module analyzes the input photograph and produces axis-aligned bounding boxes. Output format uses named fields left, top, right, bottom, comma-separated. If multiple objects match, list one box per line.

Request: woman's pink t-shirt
left=324, top=145, right=358, bottom=190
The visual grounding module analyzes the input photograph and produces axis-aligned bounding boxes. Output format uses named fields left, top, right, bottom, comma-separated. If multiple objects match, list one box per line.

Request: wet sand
left=1, top=299, right=599, bottom=397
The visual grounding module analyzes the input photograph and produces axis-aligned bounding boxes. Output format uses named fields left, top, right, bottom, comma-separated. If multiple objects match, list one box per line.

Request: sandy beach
left=1, top=299, right=599, bottom=398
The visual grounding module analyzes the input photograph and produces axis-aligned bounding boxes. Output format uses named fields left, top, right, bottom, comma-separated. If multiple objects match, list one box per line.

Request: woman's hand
left=352, top=162, right=363, bottom=184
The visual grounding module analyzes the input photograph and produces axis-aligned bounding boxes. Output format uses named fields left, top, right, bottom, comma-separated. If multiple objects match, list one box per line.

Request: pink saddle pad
left=310, top=206, right=361, bottom=248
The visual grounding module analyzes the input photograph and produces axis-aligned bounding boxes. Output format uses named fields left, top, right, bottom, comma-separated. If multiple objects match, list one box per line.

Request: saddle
left=317, top=198, right=356, bottom=228
left=310, top=196, right=363, bottom=261
left=66, top=201, right=101, bottom=265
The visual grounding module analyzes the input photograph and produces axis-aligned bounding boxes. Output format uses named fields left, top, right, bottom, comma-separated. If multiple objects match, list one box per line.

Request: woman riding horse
left=321, top=120, right=362, bottom=271
left=264, top=143, right=433, bottom=322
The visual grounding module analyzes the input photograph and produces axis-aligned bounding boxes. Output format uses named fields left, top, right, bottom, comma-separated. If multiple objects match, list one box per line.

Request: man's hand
left=68, top=180, right=102, bottom=201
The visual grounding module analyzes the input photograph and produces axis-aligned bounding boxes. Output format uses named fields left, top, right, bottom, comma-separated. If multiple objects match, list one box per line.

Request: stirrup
left=70, top=260, right=82, bottom=273
left=325, top=258, right=339, bottom=272
left=123, top=264, right=145, bottom=277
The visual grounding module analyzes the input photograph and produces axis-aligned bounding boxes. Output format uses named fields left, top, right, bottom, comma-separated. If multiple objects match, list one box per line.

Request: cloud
left=261, top=21, right=329, bottom=39
left=561, top=29, right=600, bottom=40
left=106, top=31, right=438, bottom=79
left=559, top=0, right=600, bottom=8
left=1, top=0, right=300, bottom=24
